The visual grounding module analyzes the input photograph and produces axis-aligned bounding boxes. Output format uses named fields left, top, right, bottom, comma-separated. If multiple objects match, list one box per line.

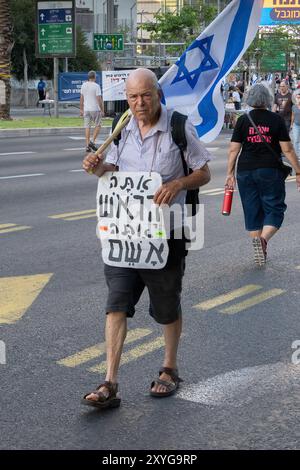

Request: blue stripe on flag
left=195, top=1, right=254, bottom=138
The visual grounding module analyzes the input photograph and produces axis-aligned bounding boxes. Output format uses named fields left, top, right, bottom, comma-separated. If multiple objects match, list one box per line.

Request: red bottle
left=222, top=187, right=234, bottom=216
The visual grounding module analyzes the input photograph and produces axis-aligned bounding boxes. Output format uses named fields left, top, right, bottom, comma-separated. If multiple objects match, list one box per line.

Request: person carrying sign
left=80, top=70, right=105, bottom=152
left=81, top=68, right=211, bottom=408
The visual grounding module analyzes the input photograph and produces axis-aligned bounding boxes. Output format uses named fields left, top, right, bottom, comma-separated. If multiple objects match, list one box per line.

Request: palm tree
left=0, top=0, right=14, bottom=119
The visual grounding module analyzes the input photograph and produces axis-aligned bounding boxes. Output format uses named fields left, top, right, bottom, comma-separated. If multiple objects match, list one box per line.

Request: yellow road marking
left=49, top=209, right=95, bottom=219
left=62, top=214, right=96, bottom=221
left=89, top=336, right=164, bottom=374
left=0, top=225, right=31, bottom=234
left=220, top=289, right=285, bottom=315
left=0, top=273, right=53, bottom=324
left=57, top=328, right=152, bottom=368
left=0, top=223, right=16, bottom=229
left=194, top=285, right=262, bottom=310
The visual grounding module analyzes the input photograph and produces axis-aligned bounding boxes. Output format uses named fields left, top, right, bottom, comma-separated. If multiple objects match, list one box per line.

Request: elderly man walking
left=80, top=70, right=105, bottom=152
left=81, top=68, right=211, bottom=408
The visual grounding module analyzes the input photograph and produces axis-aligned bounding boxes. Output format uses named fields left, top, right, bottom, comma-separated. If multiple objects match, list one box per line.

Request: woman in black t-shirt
left=225, top=84, right=300, bottom=266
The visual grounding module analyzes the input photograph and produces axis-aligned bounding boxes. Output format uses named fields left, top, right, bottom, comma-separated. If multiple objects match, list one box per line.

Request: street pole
left=53, top=57, right=59, bottom=118
left=130, top=2, right=137, bottom=42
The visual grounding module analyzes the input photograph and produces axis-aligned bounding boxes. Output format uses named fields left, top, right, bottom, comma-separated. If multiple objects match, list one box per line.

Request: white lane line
left=201, top=188, right=224, bottom=194
left=0, top=151, right=36, bottom=156
left=70, top=169, right=84, bottom=172
left=67, top=137, right=105, bottom=143
left=0, top=173, right=45, bottom=180
left=68, top=137, right=85, bottom=140
left=176, top=362, right=300, bottom=406
left=63, top=147, right=85, bottom=151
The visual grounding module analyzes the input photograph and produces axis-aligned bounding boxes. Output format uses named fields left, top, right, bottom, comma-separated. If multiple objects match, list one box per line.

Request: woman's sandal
left=150, top=367, right=183, bottom=398
left=81, top=381, right=121, bottom=409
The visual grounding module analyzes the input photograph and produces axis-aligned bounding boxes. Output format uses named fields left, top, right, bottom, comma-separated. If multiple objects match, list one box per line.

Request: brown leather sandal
left=81, top=381, right=121, bottom=409
left=150, top=367, right=183, bottom=398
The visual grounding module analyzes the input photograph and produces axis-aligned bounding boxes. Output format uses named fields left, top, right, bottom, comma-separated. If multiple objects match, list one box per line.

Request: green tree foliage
left=0, top=0, right=14, bottom=119
left=141, top=4, right=217, bottom=47
left=68, top=27, right=100, bottom=72
left=244, top=26, right=300, bottom=72
left=10, top=0, right=100, bottom=79
left=10, top=0, right=52, bottom=79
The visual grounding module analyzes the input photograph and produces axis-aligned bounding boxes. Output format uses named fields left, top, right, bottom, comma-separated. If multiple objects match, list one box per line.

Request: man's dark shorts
left=104, top=241, right=186, bottom=325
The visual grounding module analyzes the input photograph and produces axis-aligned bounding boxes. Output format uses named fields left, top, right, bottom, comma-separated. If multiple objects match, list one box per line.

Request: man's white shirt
left=80, top=81, right=101, bottom=112
left=105, top=105, right=211, bottom=208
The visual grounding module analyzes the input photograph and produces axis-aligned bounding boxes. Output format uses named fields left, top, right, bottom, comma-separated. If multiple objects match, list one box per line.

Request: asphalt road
left=0, top=131, right=300, bottom=450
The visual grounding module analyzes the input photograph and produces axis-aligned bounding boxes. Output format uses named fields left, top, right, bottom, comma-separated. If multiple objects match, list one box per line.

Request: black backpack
left=111, top=110, right=199, bottom=216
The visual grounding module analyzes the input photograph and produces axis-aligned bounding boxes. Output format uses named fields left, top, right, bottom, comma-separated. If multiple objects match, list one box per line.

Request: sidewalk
left=0, top=126, right=111, bottom=138
left=0, top=106, right=111, bottom=139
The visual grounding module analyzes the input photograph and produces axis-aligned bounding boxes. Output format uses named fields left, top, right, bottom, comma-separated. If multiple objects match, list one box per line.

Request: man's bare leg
left=151, top=316, right=182, bottom=394
left=85, top=312, right=127, bottom=401
left=92, top=125, right=101, bottom=144
left=85, top=127, right=91, bottom=148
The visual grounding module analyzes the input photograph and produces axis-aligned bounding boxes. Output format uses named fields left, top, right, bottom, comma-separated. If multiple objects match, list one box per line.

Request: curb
left=0, top=126, right=111, bottom=138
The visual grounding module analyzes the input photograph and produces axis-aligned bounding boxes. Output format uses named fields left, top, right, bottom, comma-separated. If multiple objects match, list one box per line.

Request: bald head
left=126, top=68, right=159, bottom=91
left=125, top=68, right=161, bottom=126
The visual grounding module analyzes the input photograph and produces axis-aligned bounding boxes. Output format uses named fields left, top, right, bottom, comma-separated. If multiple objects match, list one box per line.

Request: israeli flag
left=159, top=0, right=263, bottom=143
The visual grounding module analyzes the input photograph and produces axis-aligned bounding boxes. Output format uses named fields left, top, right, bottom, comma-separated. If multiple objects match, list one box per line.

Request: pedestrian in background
left=80, top=70, right=105, bottom=152
left=37, top=78, right=46, bottom=107
left=291, top=92, right=300, bottom=160
left=273, top=81, right=293, bottom=132
left=232, top=86, right=241, bottom=110
left=226, top=84, right=300, bottom=266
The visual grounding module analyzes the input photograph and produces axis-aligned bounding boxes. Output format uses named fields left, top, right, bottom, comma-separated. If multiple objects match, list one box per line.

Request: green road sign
left=36, top=0, right=76, bottom=58
left=261, top=52, right=286, bottom=72
left=93, top=34, right=124, bottom=52
left=260, top=34, right=287, bottom=72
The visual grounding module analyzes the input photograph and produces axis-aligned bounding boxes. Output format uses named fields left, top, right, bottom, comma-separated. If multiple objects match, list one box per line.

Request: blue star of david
left=171, top=35, right=218, bottom=89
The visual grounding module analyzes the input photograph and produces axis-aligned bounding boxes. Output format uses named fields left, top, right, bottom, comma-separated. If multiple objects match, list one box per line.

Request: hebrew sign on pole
left=96, top=172, right=169, bottom=269
left=93, top=34, right=124, bottom=51
left=36, top=0, right=76, bottom=57
left=102, top=70, right=131, bottom=102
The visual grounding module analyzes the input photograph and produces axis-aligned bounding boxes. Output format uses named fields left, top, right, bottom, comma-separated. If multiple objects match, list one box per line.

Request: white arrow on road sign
left=65, top=15, right=72, bottom=21
left=40, top=13, right=45, bottom=20
left=41, top=28, right=45, bottom=36
left=42, top=43, right=46, bottom=51
left=66, top=27, right=72, bottom=34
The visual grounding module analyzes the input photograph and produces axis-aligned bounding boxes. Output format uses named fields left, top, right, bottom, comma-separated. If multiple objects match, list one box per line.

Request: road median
left=0, top=126, right=111, bottom=138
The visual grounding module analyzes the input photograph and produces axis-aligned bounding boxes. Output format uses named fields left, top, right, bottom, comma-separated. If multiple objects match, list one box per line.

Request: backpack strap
left=170, top=111, right=188, bottom=176
left=111, top=113, right=123, bottom=146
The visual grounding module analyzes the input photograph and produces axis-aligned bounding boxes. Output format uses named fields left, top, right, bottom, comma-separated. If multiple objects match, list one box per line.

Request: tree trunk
left=23, top=47, right=28, bottom=108
left=0, top=0, right=14, bottom=119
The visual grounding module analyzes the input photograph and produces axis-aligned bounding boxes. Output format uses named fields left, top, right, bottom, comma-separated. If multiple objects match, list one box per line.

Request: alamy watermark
left=291, top=340, right=300, bottom=365
left=0, top=340, right=6, bottom=365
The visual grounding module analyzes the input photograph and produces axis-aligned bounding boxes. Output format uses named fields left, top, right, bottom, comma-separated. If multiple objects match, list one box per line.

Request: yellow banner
left=264, top=0, right=300, bottom=7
